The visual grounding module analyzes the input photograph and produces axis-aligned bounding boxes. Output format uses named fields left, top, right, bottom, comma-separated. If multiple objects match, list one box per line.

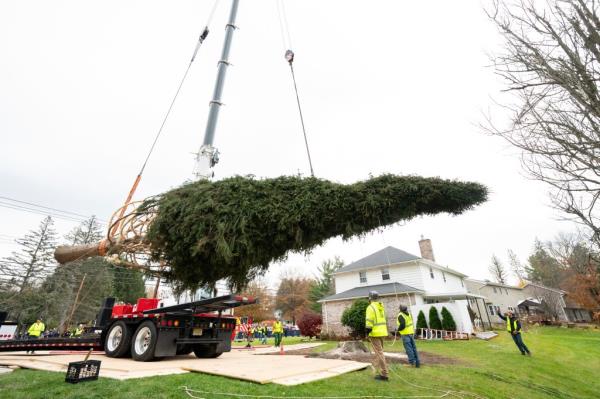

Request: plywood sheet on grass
left=0, top=344, right=368, bottom=385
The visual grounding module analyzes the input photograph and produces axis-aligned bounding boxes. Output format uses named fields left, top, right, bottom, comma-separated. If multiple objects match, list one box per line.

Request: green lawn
left=1, top=327, right=599, bottom=399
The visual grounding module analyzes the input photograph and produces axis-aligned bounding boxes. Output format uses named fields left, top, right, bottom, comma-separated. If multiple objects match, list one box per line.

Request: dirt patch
left=268, top=348, right=462, bottom=365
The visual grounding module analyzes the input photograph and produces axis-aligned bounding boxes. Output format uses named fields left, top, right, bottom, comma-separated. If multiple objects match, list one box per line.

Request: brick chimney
left=418, top=236, right=435, bottom=262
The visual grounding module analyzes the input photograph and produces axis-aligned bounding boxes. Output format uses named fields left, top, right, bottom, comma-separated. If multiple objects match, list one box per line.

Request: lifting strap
left=277, top=0, right=315, bottom=177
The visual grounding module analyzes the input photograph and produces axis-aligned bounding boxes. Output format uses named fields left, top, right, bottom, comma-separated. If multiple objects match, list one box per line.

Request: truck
left=0, top=294, right=255, bottom=361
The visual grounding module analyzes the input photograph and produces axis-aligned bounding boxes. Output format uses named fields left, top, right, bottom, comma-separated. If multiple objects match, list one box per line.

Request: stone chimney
left=418, top=236, right=435, bottom=262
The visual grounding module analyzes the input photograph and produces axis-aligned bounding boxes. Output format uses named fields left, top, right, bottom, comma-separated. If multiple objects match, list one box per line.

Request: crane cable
left=109, top=0, right=220, bottom=238
left=276, top=0, right=315, bottom=177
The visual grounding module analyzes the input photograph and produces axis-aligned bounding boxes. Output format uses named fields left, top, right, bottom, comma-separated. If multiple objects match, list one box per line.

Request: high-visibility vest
left=506, top=317, right=519, bottom=333
left=74, top=328, right=83, bottom=336
left=273, top=321, right=283, bottom=333
left=28, top=322, right=45, bottom=337
left=365, top=302, right=388, bottom=337
left=397, top=312, right=414, bottom=335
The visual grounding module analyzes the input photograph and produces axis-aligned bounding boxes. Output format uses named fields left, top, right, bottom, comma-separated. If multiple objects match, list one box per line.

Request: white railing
left=418, top=328, right=469, bottom=340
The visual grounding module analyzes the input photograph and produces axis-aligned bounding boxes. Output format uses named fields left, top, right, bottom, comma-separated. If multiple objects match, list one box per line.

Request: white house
left=320, top=239, right=482, bottom=336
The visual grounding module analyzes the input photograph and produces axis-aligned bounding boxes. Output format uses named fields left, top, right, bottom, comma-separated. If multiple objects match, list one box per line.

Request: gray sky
left=0, top=0, right=575, bottom=288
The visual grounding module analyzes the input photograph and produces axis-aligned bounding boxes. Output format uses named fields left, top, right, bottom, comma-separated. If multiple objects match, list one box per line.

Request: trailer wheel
left=193, top=344, right=223, bottom=358
left=104, top=321, right=132, bottom=358
left=131, top=320, right=158, bottom=361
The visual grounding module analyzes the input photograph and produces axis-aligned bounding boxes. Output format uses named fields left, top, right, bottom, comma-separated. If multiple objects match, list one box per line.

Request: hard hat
left=368, top=291, right=379, bottom=300
left=399, top=304, right=408, bottom=312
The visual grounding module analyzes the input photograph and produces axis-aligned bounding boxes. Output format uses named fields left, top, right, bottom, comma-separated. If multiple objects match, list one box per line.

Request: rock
left=337, top=340, right=370, bottom=353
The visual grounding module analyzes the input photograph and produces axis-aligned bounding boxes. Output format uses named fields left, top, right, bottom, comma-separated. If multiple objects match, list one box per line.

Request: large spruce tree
left=144, top=174, right=487, bottom=290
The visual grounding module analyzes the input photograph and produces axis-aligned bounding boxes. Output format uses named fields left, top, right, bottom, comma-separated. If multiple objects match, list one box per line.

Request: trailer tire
left=193, top=344, right=222, bottom=358
left=131, top=320, right=158, bottom=361
left=104, top=321, right=132, bottom=358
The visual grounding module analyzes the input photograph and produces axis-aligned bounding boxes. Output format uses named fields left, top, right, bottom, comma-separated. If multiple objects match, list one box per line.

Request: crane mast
left=194, top=0, right=240, bottom=180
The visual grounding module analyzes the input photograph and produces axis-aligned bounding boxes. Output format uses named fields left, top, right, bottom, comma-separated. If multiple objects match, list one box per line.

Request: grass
left=1, top=327, right=599, bottom=399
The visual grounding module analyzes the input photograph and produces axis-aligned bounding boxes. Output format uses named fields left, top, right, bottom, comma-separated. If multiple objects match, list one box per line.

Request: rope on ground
left=181, top=386, right=452, bottom=399
left=387, top=367, right=487, bottom=399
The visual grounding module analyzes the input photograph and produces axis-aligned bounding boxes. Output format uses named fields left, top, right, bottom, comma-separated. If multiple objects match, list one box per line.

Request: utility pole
left=194, top=0, right=240, bottom=180
left=63, top=273, right=87, bottom=333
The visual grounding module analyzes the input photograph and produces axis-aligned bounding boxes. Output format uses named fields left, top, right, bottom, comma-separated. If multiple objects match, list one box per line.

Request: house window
left=488, top=305, right=496, bottom=316
left=429, top=267, right=434, bottom=279
left=381, top=268, right=390, bottom=281
left=359, top=271, right=367, bottom=284
left=442, top=272, right=447, bottom=283
left=493, top=287, right=497, bottom=293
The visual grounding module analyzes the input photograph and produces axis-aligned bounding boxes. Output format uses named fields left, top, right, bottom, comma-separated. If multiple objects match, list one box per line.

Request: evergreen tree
left=441, top=306, right=457, bottom=331
left=39, top=217, right=113, bottom=331
left=65, top=215, right=103, bottom=245
left=0, top=216, right=57, bottom=292
left=416, top=310, right=428, bottom=331
left=527, top=239, right=564, bottom=287
left=309, top=256, right=344, bottom=312
left=428, top=306, right=442, bottom=330
left=111, top=267, right=146, bottom=303
left=341, top=299, right=370, bottom=339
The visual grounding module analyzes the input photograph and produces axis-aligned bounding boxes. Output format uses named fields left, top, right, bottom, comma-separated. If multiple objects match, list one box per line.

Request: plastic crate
left=65, top=360, right=101, bottom=383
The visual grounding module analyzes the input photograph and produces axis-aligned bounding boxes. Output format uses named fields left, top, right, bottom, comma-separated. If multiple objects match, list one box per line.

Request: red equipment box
left=111, top=304, right=133, bottom=317
left=133, top=298, right=159, bottom=313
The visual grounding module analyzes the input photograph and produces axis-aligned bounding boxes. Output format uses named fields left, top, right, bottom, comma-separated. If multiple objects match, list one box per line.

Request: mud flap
left=154, top=329, right=179, bottom=357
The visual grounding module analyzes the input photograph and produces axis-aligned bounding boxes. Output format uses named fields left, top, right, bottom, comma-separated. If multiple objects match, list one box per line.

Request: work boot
left=374, top=375, right=389, bottom=381
left=415, top=362, right=421, bottom=368
left=521, top=352, right=526, bottom=356
left=526, top=352, right=532, bottom=357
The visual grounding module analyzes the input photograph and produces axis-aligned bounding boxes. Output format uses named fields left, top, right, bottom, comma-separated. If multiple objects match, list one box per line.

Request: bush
left=341, top=299, right=370, bottom=339
left=298, top=311, right=322, bottom=339
left=429, top=306, right=442, bottom=330
left=416, top=310, right=428, bottom=332
left=441, top=307, right=457, bottom=331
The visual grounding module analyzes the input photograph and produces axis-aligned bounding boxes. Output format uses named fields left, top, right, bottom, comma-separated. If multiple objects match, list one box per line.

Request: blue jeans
left=401, top=334, right=420, bottom=365
left=511, top=333, right=530, bottom=354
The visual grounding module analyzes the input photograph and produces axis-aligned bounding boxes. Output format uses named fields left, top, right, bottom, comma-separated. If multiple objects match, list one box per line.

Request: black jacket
left=397, top=312, right=409, bottom=331
left=498, top=314, right=521, bottom=333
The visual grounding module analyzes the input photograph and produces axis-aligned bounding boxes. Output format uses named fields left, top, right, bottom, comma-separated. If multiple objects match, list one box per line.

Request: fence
left=418, top=328, right=469, bottom=340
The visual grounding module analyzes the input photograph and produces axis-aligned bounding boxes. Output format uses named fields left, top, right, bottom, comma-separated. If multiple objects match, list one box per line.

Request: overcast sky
left=0, top=0, right=576, bottom=289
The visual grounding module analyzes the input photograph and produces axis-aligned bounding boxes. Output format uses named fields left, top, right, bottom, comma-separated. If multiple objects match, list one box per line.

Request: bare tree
left=507, top=249, right=527, bottom=283
left=489, top=254, right=509, bottom=284
left=486, top=0, right=600, bottom=246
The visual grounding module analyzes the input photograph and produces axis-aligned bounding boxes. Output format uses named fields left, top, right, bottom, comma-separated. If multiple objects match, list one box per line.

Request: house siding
left=334, top=261, right=423, bottom=293
left=418, top=261, right=466, bottom=295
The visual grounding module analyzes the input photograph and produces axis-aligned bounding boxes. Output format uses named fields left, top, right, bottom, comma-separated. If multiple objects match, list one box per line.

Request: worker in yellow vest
left=26, top=318, right=45, bottom=354
left=499, top=310, right=531, bottom=356
left=27, top=318, right=45, bottom=338
left=397, top=304, right=420, bottom=368
left=273, top=319, right=283, bottom=347
left=365, top=291, right=389, bottom=381
left=73, top=324, right=84, bottom=337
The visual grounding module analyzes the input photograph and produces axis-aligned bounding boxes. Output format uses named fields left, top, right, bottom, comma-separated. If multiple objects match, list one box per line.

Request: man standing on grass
left=499, top=311, right=531, bottom=356
left=397, top=304, right=420, bottom=368
left=273, top=318, right=283, bottom=348
left=365, top=291, right=389, bottom=381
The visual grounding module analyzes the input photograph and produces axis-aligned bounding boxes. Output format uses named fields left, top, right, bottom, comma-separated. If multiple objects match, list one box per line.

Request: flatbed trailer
left=0, top=294, right=256, bottom=361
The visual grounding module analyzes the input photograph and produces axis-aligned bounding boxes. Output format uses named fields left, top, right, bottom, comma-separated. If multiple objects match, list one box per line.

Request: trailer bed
left=0, top=336, right=102, bottom=352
